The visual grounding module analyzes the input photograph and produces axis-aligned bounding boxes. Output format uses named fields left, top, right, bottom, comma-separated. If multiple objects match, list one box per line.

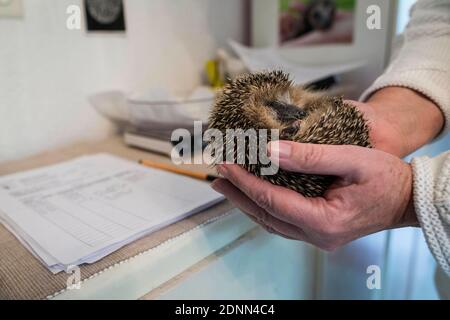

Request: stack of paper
left=0, top=154, right=224, bottom=273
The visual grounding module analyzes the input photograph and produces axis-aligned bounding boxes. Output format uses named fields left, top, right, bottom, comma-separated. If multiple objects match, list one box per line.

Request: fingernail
left=268, top=141, right=292, bottom=160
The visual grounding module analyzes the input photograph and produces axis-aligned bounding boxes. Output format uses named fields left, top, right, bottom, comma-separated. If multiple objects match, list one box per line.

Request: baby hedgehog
left=208, top=70, right=371, bottom=197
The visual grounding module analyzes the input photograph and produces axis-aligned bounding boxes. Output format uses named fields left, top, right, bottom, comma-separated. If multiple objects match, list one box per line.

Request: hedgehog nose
left=265, top=100, right=307, bottom=122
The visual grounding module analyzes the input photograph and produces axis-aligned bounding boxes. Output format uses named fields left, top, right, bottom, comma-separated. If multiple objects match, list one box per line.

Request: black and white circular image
left=86, top=0, right=123, bottom=25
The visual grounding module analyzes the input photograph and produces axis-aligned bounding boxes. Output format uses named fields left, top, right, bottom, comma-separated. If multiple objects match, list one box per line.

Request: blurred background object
left=252, top=0, right=396, bottom=100
left=279, top=0, right=354, bottom=46
left=0, top=0, right=24, bottom=18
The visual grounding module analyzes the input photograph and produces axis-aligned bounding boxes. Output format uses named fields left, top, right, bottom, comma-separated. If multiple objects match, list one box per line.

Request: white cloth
left=361, top=0, right=450, bottom=276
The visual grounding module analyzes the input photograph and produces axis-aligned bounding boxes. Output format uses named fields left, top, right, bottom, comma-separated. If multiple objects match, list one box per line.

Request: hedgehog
left=207, top=70, right=371, bottom=197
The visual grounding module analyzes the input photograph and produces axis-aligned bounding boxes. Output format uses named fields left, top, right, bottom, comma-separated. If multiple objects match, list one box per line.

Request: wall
left=0, top=0, right=246, bottom=162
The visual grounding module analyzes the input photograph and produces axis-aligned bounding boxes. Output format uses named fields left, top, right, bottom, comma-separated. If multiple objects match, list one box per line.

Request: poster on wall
left=84, top=0, right=126, bottom=32
left=279, top=0, right=356, bottom=47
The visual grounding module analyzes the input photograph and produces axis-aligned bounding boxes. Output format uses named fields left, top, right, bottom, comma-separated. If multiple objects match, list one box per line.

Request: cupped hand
left=211, top=141, right=418, bottom=250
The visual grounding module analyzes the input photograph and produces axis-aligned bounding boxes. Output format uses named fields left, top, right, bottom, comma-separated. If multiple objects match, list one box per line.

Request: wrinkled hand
left=347, top=87, right=445, bottom=158
left=211, top=141, right=418, bottom=250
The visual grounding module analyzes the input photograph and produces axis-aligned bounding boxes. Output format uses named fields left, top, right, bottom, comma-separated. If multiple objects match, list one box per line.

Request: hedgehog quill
left=208, top=71, right=371, bottom=197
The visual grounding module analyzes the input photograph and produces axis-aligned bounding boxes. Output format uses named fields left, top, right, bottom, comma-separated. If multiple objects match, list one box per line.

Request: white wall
left=0, top=0, right=246, bottom=162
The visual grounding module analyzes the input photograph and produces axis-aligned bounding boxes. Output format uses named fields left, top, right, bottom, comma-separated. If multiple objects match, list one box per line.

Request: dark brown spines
left=208, top=71, right=371, bottom=197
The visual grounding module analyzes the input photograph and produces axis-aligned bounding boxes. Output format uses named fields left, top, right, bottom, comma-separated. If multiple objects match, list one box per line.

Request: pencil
left=138, top=159, right=218, bottom=182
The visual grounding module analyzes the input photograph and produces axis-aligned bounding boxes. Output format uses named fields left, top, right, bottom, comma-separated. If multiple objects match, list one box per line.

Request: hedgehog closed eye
left=265, top=100, right=308, bottom=122
left=208, top=70, right=371, bottom=197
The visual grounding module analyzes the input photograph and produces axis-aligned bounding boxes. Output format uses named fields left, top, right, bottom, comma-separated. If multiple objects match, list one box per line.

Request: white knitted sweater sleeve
left=412, top=153, right=450, bottom=276
left=360, top=0, right=450, bottom=275
left=360, top=0, right=450, bottom=135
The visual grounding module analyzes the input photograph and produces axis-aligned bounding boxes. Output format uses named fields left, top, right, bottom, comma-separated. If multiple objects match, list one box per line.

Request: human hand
left=211, top=141, right=418, bottom=250
left=345, top=99, right=405, bottom=156
left=348, top=87, right=444, bottom=158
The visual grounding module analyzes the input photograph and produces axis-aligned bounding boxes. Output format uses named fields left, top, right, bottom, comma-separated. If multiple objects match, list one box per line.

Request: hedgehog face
left=264, top=99, right=306, bottom=139
left=208, top=71, right=371, bottom=197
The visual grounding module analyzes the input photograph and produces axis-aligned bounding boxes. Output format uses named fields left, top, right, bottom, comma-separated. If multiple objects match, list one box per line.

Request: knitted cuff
left=411, top=152, right=450, bottom=276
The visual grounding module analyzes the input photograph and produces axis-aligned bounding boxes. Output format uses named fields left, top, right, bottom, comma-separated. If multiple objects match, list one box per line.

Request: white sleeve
left=360, top=0, right=450, bottom=136
left=412, top=151, right=450, bottom=276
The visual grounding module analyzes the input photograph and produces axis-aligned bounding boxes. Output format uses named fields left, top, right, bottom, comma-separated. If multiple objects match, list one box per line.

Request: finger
left=268, top=141, right=370, bottom=178
left=240, top=209, right=298, bottom=240
left=211, top=178, right=307, bottom=241
left=215, top=164, right=327, bottom=227
left=211, top=178, right=304, bottom=239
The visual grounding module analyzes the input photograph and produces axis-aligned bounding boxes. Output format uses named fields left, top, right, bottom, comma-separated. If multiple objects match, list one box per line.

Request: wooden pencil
left=138, top=159, right=218, bottom=182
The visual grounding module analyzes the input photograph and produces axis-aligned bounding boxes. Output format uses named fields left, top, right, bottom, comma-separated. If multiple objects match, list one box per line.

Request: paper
left=0, top=154, right=223, bottom=273
left=229, top=40, right=365, bottom=85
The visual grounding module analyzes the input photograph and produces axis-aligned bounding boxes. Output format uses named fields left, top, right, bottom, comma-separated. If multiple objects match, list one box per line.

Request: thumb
left=268, top=141, right=367, bottom=177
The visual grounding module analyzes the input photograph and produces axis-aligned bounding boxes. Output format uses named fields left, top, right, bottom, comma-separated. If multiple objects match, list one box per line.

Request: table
left=0, top=136, right=315, bottom=300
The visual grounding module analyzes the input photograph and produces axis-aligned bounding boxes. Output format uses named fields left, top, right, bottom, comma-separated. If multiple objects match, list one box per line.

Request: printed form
left=0, top=154, right=224, bottom=273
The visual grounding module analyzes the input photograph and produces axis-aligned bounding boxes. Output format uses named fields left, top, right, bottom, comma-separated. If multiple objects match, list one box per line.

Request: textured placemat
left=0, top=137, right=232, bottom=300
